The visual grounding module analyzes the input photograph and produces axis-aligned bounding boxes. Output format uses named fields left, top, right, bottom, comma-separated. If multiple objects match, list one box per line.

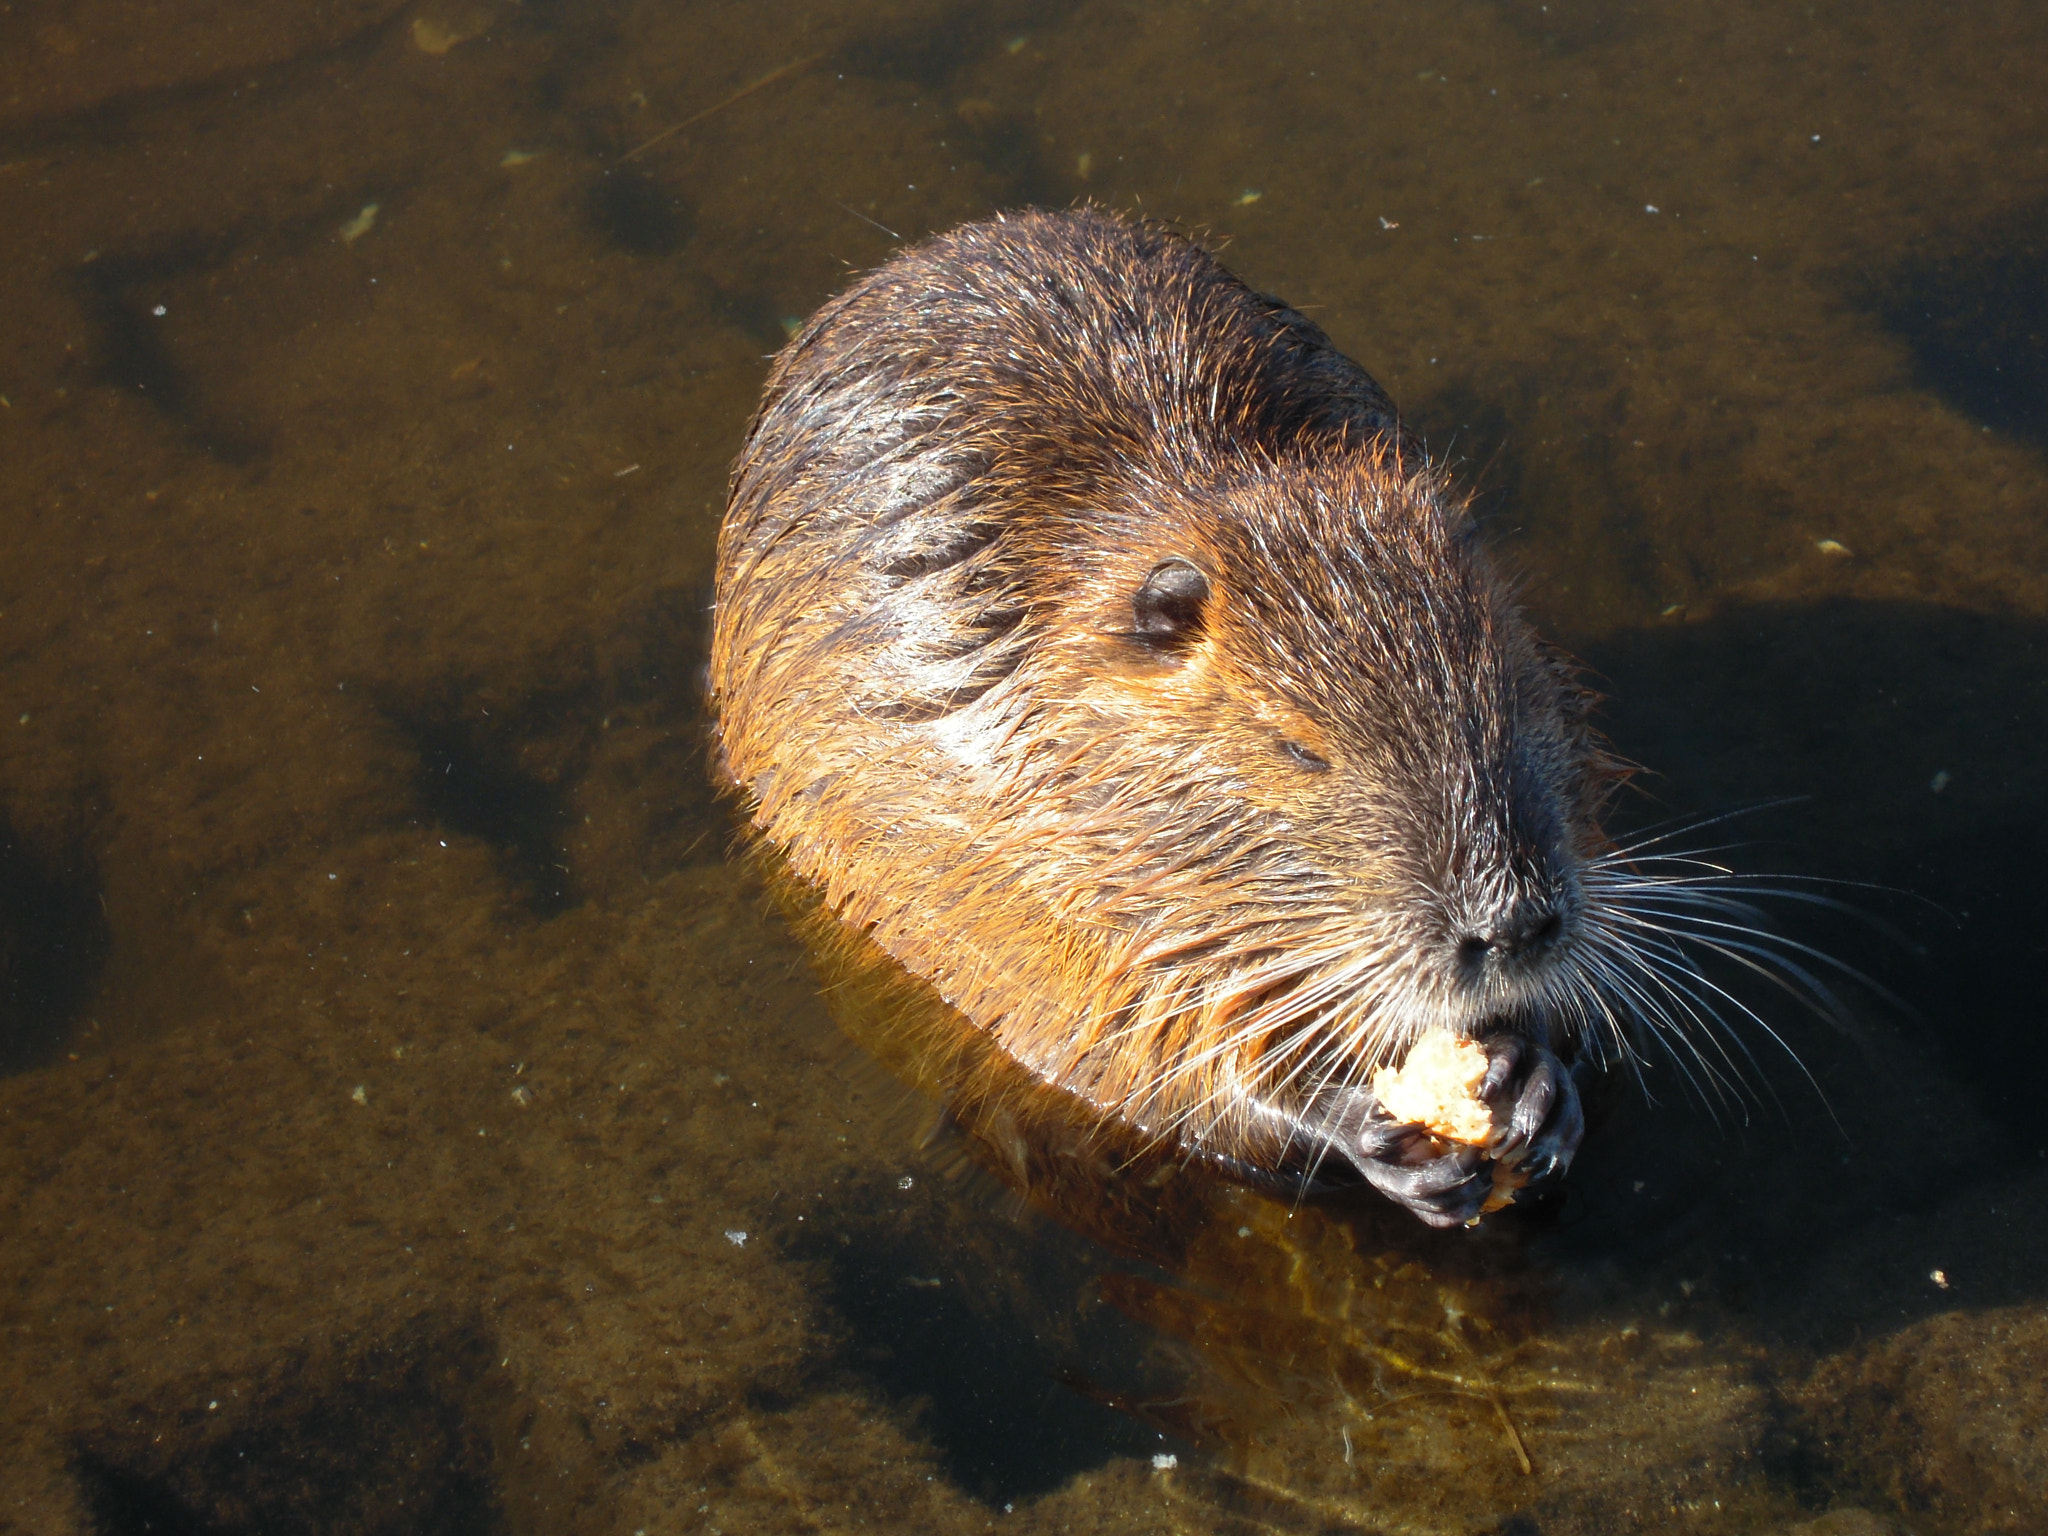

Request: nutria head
left=712, top=209, right=1626, bottom=1222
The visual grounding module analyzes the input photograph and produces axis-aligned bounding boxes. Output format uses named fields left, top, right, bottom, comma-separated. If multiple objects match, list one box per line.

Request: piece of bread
left=1372, top=1034, right=1528, bottom=1215
left=1371, top=1033, right=1502, bottom=1145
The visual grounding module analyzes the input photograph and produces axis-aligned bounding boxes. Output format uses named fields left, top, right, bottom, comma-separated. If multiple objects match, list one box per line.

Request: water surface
left=1, top=2, right=2044, bottom=1533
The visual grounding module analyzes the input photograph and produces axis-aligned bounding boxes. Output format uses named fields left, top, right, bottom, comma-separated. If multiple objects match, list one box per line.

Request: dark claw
left=1497, top=1049, right=1558, bottom=1154
left=1510, top=1048, right=1587, bottom=1188
left=1477, top=1035, right=1524, bottom=1101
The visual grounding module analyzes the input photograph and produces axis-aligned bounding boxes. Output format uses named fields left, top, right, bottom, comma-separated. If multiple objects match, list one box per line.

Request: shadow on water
left=1867, top=200, right=2048, bottom=451
left=379, top=588, right=725, bottom=915
left=0, top=814, right=109, bottom=1076
left=833, top=0, right=1079, bottom=205
left=72, top=1318, right=505, bottom=1536
left=1583, top=599, right=2048, bottom=1152
left=789, top=1177, right=1178, bottom=1507
left=835, top=0, right=1080, bottom=91
left=1478, top=0, right=1649, bottom=55
left=585, top=167, right=696, bottom=257
left=388, top=688, right=586, bottom=919
left=72, top=246, right=270, bottom=466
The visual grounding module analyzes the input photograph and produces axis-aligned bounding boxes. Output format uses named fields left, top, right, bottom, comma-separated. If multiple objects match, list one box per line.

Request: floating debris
left=338, top=203, right=380, bottom=244
left=622, top=55, right=822, bottom=163
left=412, top=7, right=496, bottom=55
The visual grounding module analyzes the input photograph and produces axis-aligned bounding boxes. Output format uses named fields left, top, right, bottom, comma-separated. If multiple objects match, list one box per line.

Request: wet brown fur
left=710, top=209, right=1617, bottom=1174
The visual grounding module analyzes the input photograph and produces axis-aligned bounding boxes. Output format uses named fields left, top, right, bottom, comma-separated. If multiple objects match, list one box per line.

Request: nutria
left=711, top=208, right=1621, bottom=1227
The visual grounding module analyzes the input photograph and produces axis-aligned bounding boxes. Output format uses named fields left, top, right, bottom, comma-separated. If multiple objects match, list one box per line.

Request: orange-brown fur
left=710, top=209, right=1614, bottom=1178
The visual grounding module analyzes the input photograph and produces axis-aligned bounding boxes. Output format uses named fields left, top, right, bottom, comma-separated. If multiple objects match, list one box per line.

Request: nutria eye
left=1282, top=740, right=1331, bottom=772
left=1132, top=558, right=1209, bottom=641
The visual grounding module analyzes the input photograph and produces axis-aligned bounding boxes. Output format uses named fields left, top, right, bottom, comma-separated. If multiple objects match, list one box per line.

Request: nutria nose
left=1457, top=902, right=1564, bottom=966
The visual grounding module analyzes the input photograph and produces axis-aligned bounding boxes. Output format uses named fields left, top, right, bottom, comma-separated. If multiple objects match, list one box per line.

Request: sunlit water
left=1, top=3, right=2043, bottom=1533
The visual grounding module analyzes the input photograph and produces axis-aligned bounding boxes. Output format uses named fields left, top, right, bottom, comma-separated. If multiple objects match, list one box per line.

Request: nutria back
left=710, top=209, right=1613, bottom=1225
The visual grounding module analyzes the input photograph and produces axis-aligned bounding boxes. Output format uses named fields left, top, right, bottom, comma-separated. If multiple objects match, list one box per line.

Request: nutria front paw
left=1289, top=1086, right=1491, bottom=1226
left=1470, top=1037, right=1586, bottom=1192
left=1301, top=1039, right=1586, bottom=1225
left=1354, top=1124, right=1496, bottom=1228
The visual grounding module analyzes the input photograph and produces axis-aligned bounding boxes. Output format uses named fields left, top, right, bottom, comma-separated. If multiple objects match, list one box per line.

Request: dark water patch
left=710, top=284, right=798, bottom=352
left=78, top=1457, right=237, bottom=1536
left=595, top=586, right=727, bottom=873
left=604, top=585, right=709, bottom=712
left=1406, top=380, right=1528, bottom=531
left=0, top=3, right=410, bottom=152
left=1871, top=203, right=2048, bottom=449
left=80, top=276, right=197, bottom=416
left=383, top=591, right=724, bottom=910
left=0, top=814, right=110, bottom=1076
left=1404, top=351, right=1691, bottom=616
left=387, top=689, right=586, bottom=917
left=586, top=168, right=694, bottom=256
left=793, top=1179, right=1178, bottom=1506
left=837, top=1, right=1073, bottom=91
left=72, top=244, right=268, bottom=465
left=1479, top=0, right=1648, bottom=55
left=1584, top=600, right=2048, bottom=1149
left=75, top=1320, right=504, bottom=1536
left=953, top=107, right=1064, bottom=208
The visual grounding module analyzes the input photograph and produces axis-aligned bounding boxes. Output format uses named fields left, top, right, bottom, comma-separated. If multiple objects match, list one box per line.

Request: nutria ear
left=1132, top=558, right=1210, bottom=642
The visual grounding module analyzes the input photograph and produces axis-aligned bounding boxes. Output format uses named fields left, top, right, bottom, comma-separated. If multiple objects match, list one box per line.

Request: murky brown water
left=2, top=2, right=2044, bottom=1533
